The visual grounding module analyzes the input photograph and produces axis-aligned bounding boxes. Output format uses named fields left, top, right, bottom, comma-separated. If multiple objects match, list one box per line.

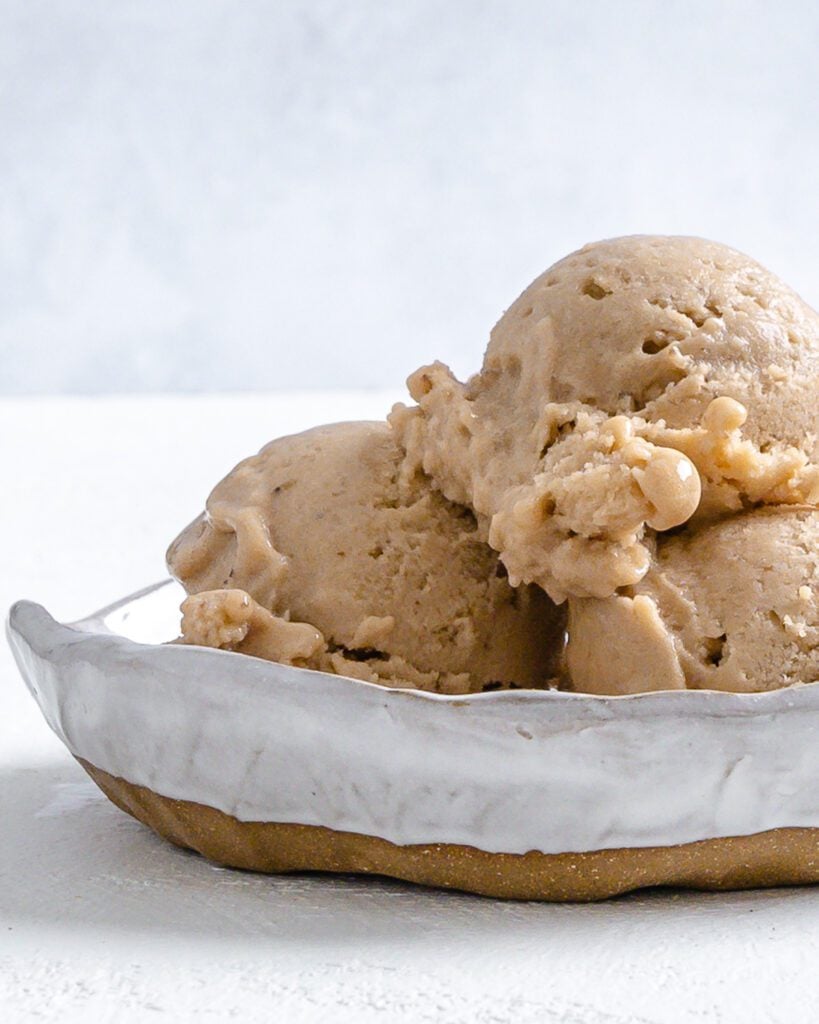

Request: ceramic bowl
left=8, top=580, right=819, bottom=899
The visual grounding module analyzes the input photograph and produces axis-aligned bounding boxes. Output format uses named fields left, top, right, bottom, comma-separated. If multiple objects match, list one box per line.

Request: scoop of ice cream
left=167, top=421, right=563, bottom=693
left=565, top=507, right=819, bottom=694
left=483, top=235, right=819, bottom=453
left=391, top=236, right=819, bottom=600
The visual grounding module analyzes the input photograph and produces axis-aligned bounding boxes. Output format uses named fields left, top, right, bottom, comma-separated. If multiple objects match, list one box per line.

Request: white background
left=3, top=0, right=819, bottom=394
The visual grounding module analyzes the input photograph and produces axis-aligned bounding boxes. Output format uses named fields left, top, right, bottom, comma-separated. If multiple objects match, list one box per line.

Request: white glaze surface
left=7, top=580, right=819, bottom=855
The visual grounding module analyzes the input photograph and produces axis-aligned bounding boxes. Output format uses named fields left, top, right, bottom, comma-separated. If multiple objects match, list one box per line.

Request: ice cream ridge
left=169, top=236, right=819, bottom=695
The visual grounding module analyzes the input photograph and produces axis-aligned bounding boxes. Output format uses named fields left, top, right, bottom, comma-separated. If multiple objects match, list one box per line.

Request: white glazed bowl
left=10, top=579, right=819, bottom=900
left=8, top=578, right=819, bottom=858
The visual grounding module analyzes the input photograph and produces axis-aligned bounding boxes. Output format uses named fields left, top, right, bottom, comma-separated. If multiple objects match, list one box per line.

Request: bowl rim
left=8, top=577, right=819, bottom=711
left=9, top=579, right=819, bottom=855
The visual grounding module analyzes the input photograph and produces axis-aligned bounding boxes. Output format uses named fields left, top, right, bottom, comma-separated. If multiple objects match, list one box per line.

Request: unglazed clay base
left=8, top=580, right=819, bottom=901
left=82, top=759, right=819, bottom=901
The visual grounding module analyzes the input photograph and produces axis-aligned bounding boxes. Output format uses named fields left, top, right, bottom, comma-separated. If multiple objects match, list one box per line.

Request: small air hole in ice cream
left=705, top=634, right=727, bottom=666
left=581, top=279, right=612, bottom=300
left=642, top=335, right=670, bottom=354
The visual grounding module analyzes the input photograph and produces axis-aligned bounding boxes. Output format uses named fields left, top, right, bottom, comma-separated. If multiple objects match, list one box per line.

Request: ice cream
left=168, top=235, right=819, bottom=697
left=168, top=421, right=563, bottom=694
left=391, top=236, right=819, bottom=603
left=566, top=507, right=819, bottom=694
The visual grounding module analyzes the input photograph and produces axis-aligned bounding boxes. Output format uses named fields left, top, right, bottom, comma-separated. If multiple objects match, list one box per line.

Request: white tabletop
left=3, top=393, right=819, bottom=1023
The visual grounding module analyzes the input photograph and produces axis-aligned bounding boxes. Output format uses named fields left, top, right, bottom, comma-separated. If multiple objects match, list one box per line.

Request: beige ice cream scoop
left=167, top=421, right=563, bottom=694
left=487, top=235, right=819, bottom=451
left=391, top=236, right=819, bottom=602
left=566, top=507, right=819, bottom=694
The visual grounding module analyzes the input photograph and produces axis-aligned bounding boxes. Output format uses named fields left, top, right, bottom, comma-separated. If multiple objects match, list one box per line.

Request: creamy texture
left=391, top=236, right=819, bottom=602
left=567, top=508, right=819, bottom=695
left=484, top=406, right=702, bottom=599
left=180, top=589, right=326, bottom=666
left=168, top=235, right=819, bottom=696
left=168, top=421, right=563, bottom=694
